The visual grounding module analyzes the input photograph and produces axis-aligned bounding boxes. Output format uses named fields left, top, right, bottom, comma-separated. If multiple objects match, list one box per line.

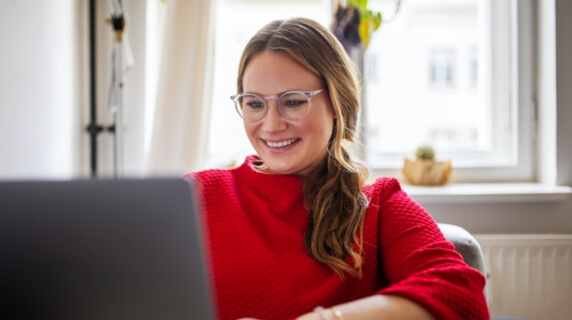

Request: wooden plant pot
left=402, top=158, right=452, bottom=186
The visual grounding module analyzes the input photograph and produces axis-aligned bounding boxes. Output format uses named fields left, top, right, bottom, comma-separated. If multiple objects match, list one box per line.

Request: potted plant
left=402, top=144, right=452, bottom=186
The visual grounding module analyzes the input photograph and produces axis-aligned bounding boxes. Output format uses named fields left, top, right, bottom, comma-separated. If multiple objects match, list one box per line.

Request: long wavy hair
left=236, top=18, right=369, bottom=277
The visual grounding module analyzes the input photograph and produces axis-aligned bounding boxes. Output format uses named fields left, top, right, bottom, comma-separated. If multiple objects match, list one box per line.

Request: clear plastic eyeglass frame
left=230, top=88, right=324, bottom=122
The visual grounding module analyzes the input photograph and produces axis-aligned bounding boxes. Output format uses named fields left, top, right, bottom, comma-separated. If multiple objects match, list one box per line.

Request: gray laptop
left=0, top=178, right=215, bottom=320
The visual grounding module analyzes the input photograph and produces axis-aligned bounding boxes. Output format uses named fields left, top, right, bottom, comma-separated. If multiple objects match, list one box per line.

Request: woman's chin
left=264, top=165, right=295, bottom=176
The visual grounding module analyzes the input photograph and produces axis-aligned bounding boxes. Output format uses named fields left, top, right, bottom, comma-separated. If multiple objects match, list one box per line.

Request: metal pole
left=87, top=0, right=103, bottom=178
left=109, top=0, right=124, bottom=178
left=111, top=42, right=123, bottom=178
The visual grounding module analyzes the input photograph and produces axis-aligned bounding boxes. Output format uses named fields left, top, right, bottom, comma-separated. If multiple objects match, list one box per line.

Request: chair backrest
left=438, top=223, right=486, bottom=275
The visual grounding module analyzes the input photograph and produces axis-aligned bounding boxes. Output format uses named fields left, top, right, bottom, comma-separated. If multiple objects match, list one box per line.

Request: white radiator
left=475, top=235, right=572, bottom=320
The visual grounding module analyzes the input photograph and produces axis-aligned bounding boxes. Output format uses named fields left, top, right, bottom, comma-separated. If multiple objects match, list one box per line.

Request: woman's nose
left=260, top=100, right=287, bottom=132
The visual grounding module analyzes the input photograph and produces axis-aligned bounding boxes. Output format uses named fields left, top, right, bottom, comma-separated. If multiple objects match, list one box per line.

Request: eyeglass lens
left=237, top=92, right=311, bottom=121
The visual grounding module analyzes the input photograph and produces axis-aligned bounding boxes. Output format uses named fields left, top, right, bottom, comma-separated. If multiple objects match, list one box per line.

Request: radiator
left=474, top=234, right=572, bottom=320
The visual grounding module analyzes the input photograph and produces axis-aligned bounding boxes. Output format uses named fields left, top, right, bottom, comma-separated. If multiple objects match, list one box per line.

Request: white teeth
left=266, top=138, right=297, bottom=148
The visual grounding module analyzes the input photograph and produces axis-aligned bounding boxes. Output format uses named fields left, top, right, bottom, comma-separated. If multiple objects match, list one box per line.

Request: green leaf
left=348, top=0, right=367, bottom=10
left=346, top=0, right=383, bottom=50
left=358, top=16, right=373, bottom=49
left=348, top=0, right=359, bottom=8
left=372, top=12, right=382, bottom=31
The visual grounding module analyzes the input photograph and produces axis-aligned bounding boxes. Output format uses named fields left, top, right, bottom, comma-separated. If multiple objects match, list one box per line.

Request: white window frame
left=367, top=0, right=536, bottom=183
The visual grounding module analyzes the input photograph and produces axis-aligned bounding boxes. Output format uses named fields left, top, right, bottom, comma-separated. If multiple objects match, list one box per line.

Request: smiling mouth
left=265, top=138, right=299, bottom=148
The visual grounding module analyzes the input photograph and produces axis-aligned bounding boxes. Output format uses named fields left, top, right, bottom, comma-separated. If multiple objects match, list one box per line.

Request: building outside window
left=429, top=48, right=456, bottom=88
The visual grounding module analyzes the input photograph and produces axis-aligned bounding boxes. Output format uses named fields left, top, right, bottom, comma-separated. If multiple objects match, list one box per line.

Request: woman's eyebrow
left=242, top=90, right=290, bottom=96
left=243, top=88, right=311, bottom=95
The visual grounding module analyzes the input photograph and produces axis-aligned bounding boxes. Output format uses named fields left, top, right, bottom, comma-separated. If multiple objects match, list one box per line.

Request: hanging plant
left=332, top=0, right=382, bottom=51
left=352, top=0, right=382, bottom=49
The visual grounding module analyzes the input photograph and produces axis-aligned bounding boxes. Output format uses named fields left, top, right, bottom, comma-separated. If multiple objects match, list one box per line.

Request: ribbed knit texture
left=190, top=155, right=489, bottom=320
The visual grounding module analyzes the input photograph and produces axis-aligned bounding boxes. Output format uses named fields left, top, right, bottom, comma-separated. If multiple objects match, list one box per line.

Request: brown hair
left=237, top=18, right=369, bottom=277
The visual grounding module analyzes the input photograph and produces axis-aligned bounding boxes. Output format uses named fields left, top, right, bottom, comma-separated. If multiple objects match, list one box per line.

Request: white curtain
left=146, top=0, right=215, bottom=176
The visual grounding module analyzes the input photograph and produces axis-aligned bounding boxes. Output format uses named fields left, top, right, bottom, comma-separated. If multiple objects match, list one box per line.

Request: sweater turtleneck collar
left=234, top=155, right=305, bottom=208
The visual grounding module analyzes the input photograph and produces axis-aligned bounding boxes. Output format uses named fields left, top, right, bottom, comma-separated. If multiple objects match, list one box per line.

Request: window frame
left=366, top=0, right=536, bottom=183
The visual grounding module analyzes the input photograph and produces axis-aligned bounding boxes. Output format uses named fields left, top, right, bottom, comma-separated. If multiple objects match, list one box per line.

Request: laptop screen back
left=0, top=178, right=215, bottom=320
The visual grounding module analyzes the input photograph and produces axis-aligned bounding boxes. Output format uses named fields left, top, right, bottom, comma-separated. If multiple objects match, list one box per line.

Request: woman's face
left=241, top=50, right=335, bottom=176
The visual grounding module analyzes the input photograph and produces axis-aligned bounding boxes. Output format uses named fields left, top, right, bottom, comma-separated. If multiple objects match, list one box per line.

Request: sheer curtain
left=146, top=0, right=215, bottom=176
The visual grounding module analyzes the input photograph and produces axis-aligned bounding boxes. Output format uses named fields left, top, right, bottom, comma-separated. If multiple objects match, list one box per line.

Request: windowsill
left=400, top=183, right=572, bottom=204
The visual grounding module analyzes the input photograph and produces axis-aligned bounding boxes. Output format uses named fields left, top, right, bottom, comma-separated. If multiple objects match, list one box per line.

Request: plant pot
left=402, top=158, right=452, bottom=186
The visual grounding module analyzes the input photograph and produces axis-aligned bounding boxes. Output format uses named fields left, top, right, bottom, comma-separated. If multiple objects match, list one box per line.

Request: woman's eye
left=283, top=99, right=306, bottom=107
left=245, top=101, right=264, bottom=109
left=282, top=92, right=309, bottom=108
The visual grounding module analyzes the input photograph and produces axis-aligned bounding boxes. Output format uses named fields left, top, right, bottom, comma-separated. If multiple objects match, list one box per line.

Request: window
left=364, top=0, right=534, bottom=182
left=207, top=0, right=535, bottom=183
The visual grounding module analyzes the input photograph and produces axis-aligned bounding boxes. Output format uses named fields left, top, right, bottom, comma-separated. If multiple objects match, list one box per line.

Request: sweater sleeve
left=373, top=178, right=489, bottom=320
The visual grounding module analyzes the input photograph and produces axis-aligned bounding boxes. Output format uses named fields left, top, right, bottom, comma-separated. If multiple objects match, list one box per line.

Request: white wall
left=0, top=0, right=150, bottom=179
left=0, top=0, right=82, bottom=179
left=426, top=199, right=572, bottom=234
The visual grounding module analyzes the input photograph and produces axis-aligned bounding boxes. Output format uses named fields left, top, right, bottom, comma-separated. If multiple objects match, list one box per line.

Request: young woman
left=190, top=17, right=489, bottom=320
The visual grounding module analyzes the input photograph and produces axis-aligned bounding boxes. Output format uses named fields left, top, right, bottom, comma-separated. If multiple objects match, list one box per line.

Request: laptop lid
left=0, top=178, right=215, bottom=320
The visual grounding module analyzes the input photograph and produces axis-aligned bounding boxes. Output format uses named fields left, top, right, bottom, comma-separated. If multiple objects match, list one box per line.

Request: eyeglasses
left=230, top=89, right=325, bottom=122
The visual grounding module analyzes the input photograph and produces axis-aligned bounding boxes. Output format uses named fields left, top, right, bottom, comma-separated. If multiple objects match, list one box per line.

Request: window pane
left=365, top=0, right=515, bottom=169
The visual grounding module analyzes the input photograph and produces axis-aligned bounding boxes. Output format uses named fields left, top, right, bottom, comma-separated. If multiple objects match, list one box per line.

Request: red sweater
left=191, top=156, right=489, bottom=320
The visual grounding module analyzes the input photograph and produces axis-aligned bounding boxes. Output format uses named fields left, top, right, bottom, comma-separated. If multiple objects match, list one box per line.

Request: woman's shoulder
left=190, top=166, right=234, bottom=179
left=362, top=177, right=420, bottom=210
left=188, top=167, right=237, bottom=188
left=187, top=155, right=256, bottom=187
left=363, top=176, right=403, bottom=198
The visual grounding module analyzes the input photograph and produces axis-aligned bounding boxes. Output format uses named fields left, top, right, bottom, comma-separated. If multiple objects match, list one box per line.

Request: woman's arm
left=297, top=295, right=435, bottom=320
